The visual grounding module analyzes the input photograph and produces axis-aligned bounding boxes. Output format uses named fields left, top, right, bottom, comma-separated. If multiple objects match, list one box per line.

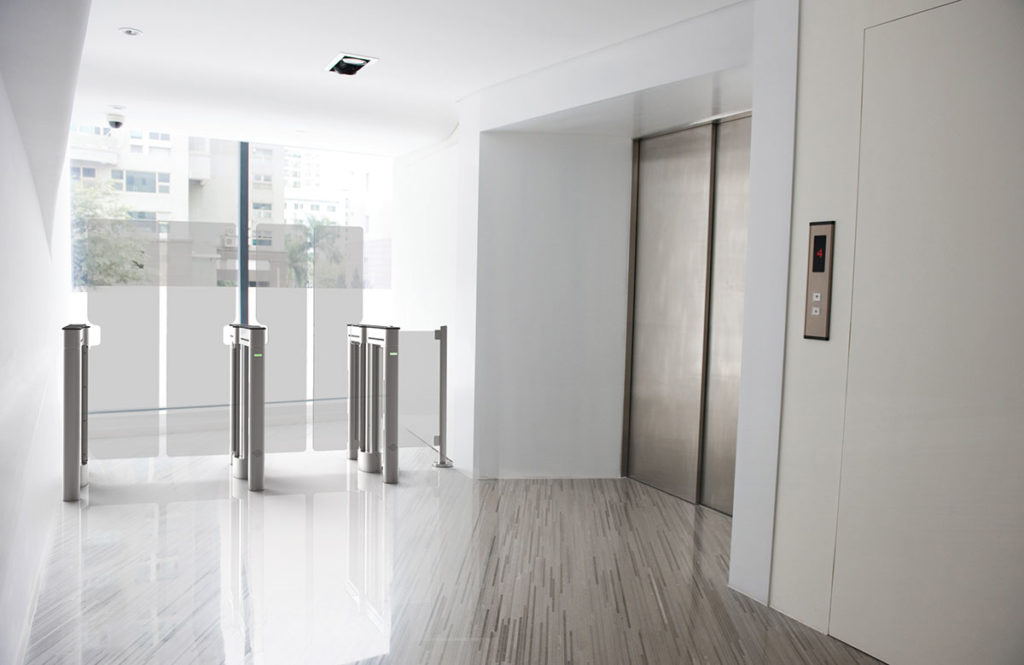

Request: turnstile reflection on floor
left=63, top=323, right=98, bottom=502
left=347, top=324, right=399, bottom=483
left=225, top=324, right=266, bottom=491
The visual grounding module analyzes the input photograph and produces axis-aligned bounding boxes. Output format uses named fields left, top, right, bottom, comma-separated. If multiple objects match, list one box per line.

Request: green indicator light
left=389, top=352, right=398, bottom=356
left=253, top=353, right=263, bottom=357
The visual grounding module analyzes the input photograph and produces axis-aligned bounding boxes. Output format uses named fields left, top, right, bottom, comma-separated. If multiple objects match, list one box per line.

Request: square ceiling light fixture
left=326, top=52, right=377, bottom=76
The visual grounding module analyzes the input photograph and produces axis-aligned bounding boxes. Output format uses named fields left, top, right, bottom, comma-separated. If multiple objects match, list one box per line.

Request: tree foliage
left=71, top=180, right=150, bottom=287
left=284, top=216, right=353, bottom=288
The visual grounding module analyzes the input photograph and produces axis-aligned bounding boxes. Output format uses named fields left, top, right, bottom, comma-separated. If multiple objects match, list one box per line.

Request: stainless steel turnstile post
left=347, top=324, right=399, bottom=483
left=225, top=324, right=267, bottom=491
left=63, top=324, right=91, bottom=501
left=347, top=325, right=367, bottom=462
left=433, top=325, right=453, bottom=468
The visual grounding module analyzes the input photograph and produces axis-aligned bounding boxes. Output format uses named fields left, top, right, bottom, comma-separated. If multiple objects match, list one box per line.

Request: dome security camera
left=107, top=112, right=125, bottom=129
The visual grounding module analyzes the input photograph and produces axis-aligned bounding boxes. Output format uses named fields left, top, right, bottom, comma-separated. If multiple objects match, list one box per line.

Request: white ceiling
left=499, top=68, right=752, bottom=138
left=73, top=0, right=740, bottom=154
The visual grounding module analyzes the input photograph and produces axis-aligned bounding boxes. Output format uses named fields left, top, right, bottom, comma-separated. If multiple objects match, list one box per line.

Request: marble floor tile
left=24, top=447, right=881, bottom=665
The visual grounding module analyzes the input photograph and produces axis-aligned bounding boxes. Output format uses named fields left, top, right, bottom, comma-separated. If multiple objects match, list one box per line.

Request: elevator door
left=628, top=126, right=714, bottom=503
left=627, top=118, right=750, bottom=514
left=701, top=117, right=751, bottom=515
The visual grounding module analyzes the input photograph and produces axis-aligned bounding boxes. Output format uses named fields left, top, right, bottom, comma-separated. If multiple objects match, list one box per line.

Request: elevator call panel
left=804, top=221, right=835, bottom=340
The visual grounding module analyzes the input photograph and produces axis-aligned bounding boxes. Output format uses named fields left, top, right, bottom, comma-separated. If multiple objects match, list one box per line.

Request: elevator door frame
left=620, top=111, right=752, bottom=513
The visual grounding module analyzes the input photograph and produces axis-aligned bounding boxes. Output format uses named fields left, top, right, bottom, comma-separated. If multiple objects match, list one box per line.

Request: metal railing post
left=433, top=326, right=452, bottom=468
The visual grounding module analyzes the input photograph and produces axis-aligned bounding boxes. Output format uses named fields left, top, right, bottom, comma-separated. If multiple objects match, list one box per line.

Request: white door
left=829, top=2, right=1024, bottom=664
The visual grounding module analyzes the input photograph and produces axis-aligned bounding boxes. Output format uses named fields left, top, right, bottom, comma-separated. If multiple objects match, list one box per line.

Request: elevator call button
left=804, top=221, right=835, bottom=340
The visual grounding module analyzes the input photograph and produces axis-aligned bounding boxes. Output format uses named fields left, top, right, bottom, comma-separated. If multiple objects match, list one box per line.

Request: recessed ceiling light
left=326, top=52, right=377, bottom=76
left=118, top=26, right=143, bottom=37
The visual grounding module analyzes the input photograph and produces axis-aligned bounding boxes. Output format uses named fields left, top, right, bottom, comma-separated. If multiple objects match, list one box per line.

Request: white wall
left=473, top=132, right=632, bottom=478
left=0, top=1, right=92, bottom=660
left=770, top=0, right=1013, bottom=644
left=391, top=137, right=459, bottom=332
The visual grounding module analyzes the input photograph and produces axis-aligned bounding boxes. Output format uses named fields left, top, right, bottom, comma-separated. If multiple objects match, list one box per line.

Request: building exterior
left=69, top=131, right=386, bottom=288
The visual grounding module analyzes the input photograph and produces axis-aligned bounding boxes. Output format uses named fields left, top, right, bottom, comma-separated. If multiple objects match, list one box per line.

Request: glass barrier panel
left=397, top=330, right=440, bottom=448
left=251, top=223, right=309, bottom=453
left=312, top=225, right=363, bottom=451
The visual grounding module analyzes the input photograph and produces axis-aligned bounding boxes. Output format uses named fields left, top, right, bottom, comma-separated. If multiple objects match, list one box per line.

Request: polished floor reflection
left=25, top=447, right=880, bottom=665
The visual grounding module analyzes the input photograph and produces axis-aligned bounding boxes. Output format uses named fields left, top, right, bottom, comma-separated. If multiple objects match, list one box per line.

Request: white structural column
left=728, top=0, right=800, bottom=603
left=449, top=94, right=482, bottom=476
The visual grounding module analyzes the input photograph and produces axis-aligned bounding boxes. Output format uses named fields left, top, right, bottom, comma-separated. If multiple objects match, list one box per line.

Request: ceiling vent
left=326, top=53, right=377, bottom=76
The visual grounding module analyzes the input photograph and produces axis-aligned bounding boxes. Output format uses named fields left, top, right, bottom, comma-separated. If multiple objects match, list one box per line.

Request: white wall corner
left=449, top=93, right=482, bottom=478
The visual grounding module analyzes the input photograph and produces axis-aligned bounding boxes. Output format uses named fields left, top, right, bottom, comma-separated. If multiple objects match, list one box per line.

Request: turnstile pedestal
left=348, top=324, right=399, bottom=483
left=62, top=324, right=92, bottom=502
left=225, top=324, right=267, bottom=491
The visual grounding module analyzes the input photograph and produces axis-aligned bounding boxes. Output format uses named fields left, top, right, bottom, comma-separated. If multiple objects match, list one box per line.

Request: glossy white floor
left=24, top=445, right=881, bottom=665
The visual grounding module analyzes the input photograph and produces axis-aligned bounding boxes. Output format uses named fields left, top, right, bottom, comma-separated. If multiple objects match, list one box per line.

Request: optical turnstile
left=225, top=324, right=266, bottom=491
left=63, top=324, right=96, bottom=501
left=347, top=324, right=399, bottom=483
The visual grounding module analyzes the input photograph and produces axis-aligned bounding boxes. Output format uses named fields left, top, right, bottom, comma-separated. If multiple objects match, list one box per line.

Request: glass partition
left=70, top=127, right=241, bottom=458
left=70, top=127, right=395, bottom=459
left=80, top=216, right=160, bottom=458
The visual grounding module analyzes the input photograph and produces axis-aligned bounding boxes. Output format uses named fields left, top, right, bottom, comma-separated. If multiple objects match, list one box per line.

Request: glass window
left=158, top=185, right=170, bottom=194
left=125, top=171, right=157, bottom=193
left=311, top=204, right=320, bottom=211
left=130, top=130, right=143, bottom=139
left=112, top=169, right=124, bottom=179
left=128, top=211, right=157, bottom=221
left=82, top=167, right=96, bottom=178
left=158, top=173, right=170, bottom=183
left=70, top=166, right=81, bottom=179
left=253, top=203, right=272, bottom=210
left=149, top=146, right=171, bottom=157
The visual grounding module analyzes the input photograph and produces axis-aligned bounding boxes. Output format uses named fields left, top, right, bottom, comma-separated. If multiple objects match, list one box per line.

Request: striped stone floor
left=24, top=446, right=882, bottom=664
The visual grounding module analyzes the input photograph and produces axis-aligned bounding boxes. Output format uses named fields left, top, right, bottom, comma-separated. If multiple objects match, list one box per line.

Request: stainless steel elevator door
left=700, top=117, right=751, bottom=515
left=627, top=126, right=714, bottom=502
